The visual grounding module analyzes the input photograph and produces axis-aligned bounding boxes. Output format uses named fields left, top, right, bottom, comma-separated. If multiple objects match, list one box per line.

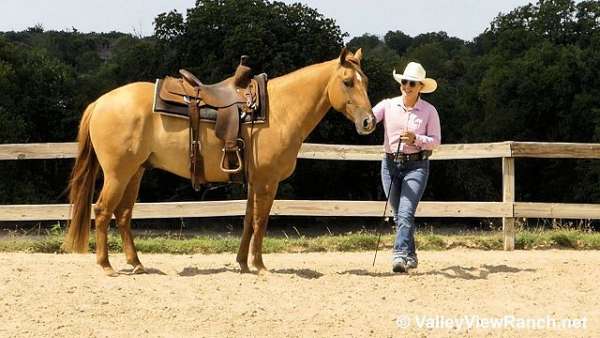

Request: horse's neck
left=268, top=60, right=335, bottom=141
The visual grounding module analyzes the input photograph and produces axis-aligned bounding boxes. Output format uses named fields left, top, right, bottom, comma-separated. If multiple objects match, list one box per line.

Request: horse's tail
left=63, top=102, right=99, bottom=253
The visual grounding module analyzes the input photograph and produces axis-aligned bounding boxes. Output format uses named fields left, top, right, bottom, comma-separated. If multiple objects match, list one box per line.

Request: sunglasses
left=400, top=79, right=420, bottom=87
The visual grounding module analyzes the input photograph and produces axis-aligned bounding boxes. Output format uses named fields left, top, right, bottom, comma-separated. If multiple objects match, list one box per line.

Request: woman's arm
left=414, top=107, right=441, bottom=150
left=372, top=99, right=388, bottom=123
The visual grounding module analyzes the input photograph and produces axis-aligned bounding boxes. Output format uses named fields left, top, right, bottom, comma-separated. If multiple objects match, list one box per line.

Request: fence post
left=502, top=156, right=515, bottom=250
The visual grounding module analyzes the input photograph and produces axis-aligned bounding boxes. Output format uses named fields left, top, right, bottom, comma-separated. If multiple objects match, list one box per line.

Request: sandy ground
left=0, top=250, right=598, bottom=338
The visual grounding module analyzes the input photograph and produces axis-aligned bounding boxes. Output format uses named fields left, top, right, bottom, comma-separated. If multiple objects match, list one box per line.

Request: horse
left=63, top=48, right=376, bottom=276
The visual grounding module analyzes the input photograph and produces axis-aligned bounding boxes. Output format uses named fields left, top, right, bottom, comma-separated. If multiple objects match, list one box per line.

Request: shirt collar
left=396, top=95, right=422, bottom=112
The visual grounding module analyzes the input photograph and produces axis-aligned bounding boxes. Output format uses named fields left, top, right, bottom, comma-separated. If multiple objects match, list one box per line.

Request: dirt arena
left=1, top=250, right=598, bottom=337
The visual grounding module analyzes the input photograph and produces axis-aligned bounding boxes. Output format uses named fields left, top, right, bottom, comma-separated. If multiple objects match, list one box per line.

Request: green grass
left=1, top=228, right=600, bottom=254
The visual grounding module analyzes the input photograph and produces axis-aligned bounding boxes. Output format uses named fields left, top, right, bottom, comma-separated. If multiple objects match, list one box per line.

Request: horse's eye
left=343, top=78, right=353, bottom=87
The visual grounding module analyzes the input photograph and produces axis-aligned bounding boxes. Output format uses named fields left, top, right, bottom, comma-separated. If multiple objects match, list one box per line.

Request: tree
left=347, top=34, right=384, bottom=52
left=384, top=30, right=412, bottom=55
left=464, top=0, right=600, bottom=203
left=2, top=0, right=600, bottom=213
left=154, top=0, right=345, bottom=80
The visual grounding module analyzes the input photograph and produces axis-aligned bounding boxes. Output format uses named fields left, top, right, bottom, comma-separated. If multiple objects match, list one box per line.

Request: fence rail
left=3, top=141, right=600, bottom=160
left=1, top=141, right=600, bottom=250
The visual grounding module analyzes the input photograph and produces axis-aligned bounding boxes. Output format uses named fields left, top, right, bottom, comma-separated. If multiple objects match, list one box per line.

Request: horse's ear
left=339, top=47, right=349, bottom=64
left=354, top=48, right=363, bottom=62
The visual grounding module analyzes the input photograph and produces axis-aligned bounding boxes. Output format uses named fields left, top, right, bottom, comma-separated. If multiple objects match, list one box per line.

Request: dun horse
left=64, top=48, right=375, bottom=275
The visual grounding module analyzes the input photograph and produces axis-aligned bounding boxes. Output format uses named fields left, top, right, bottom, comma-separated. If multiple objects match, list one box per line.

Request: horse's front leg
left=236, top=186, right=255, bottom=273
left=249, top=182, right=278, bottom=274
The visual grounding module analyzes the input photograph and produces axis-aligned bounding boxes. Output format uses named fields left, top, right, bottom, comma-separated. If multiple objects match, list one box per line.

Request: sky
left=0, top=0, right=540, bottom=42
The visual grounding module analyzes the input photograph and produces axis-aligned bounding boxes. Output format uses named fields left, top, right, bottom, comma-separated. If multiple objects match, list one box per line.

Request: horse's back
left=94, top=81, right=154, bottom=110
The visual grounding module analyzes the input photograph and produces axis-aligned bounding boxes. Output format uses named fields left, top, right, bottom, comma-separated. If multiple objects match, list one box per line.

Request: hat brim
left=393, top=73, right=437, bottom=93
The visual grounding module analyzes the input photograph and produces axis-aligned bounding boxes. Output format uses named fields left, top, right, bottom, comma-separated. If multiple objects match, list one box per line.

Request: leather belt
left=385, top=151, right=426, bottom=162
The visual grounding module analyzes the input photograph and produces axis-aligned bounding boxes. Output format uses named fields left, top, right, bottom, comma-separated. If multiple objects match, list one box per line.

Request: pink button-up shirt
left=373, top=96, right=441, bottom=154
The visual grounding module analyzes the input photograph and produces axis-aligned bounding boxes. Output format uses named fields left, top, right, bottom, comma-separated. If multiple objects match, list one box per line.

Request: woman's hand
left=400, top=130, right=416, bottom=145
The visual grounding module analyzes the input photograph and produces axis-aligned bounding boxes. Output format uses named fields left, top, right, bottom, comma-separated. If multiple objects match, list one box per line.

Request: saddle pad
left=152, top=74, right=269, bottom=124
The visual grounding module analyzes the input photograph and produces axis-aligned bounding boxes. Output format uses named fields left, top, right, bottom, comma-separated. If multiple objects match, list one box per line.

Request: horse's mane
left=269, top=59, right=336, bottom=88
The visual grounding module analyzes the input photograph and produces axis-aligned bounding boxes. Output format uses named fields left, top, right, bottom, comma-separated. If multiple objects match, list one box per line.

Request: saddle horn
left=234, top=55, right=253, bottom=87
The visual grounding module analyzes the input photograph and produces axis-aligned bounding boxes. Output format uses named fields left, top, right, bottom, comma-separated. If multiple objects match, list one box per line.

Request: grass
left=1, top=227, right=600, bottom=254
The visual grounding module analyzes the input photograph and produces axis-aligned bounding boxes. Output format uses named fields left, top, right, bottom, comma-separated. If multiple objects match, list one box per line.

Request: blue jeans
left=381, top=157, right=429, bottom=262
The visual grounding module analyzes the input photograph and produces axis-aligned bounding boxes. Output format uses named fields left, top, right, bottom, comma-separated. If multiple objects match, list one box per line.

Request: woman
left=372, top=62, right=441, bottom=273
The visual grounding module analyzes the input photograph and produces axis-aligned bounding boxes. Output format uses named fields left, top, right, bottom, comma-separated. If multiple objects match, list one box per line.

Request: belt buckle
left=394, top=154, right=406, bottom=165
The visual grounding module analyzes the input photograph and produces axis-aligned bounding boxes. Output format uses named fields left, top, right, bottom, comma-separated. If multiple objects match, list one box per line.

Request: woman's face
left=400, top=79, right=423, bottom=99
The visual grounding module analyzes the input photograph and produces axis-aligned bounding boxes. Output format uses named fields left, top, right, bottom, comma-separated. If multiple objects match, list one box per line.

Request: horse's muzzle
left=357, top=114, right=376, bottom=135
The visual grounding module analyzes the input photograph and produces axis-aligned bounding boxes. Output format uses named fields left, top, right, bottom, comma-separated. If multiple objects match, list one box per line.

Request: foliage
left=0, top=0, right=600, bottom=217
left=154, top=0, right=344, bottom=79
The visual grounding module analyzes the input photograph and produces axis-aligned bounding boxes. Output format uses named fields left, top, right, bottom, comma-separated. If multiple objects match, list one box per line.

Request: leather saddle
left=153, top=56, right=268, bottom=190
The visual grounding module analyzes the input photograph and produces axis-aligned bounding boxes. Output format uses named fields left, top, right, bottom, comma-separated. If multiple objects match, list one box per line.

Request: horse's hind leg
left=94, top=173, right=133, bottom=276
left=114, top=168, right=145, bottom=274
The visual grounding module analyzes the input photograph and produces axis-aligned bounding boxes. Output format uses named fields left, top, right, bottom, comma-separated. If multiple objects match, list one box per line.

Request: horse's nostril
left=362, top=116, right=374, bottom=130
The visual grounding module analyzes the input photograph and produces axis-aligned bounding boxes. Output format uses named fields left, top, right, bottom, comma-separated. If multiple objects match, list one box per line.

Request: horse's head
left=328, top=48, right=376, bottom=135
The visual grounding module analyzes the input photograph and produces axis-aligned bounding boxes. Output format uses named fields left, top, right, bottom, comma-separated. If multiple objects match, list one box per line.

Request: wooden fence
left=2, top=141, right=600, bottom=250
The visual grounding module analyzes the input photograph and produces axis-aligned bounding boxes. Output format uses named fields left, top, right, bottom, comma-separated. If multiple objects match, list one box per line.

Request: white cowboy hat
left=393, top=62, right=437, bottom=93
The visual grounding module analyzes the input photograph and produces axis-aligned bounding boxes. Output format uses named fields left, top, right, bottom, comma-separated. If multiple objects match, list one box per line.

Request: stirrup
left=220, top=139, right=245, bottom=174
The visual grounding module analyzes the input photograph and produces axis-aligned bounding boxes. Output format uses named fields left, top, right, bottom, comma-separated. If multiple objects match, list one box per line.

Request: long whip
left=373, top=105, right=413, bottom=266
left=372, top=138, right=403, bottom=266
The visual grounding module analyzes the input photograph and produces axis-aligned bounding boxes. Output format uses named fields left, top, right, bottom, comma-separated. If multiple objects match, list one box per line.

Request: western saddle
left=154, top=56, right=268, bottom=190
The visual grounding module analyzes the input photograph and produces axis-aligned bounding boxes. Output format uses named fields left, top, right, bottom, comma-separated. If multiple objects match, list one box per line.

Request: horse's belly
left=148, top=115, right=230, bottom=182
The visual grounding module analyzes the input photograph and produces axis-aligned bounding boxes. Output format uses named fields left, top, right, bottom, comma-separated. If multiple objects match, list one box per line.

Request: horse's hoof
left=239, top=264, right=251, bottom=274
left=256, top=268, right=270, bottom=276
left=132, top=264, right=146, bottom=274
left=103, top=267, right=119, bottom=277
